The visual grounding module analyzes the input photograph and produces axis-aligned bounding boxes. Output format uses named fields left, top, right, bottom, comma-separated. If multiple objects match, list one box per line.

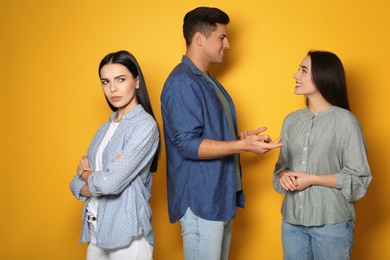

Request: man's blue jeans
left=282, top=219, right=354, bottom=260
left=179, top=207, right=232, bottom=260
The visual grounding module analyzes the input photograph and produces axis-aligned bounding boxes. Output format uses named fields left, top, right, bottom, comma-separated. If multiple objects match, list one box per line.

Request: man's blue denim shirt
left=161, top=55, right=245, bottom=223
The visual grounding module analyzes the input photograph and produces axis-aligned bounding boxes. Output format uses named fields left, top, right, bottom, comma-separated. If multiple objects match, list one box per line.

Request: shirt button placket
left=301, top=117, right=313, bottom=172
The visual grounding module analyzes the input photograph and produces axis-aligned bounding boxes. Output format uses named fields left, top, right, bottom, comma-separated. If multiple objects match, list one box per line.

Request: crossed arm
left=76, top=154, right=122, bottom=197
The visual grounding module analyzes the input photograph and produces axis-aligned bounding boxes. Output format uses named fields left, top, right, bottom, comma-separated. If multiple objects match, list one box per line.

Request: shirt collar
left=181, top=55, right=203, bottom=76
left=304, top=106, right=337, bottom=117
left=109, top=104, right=143, bottom=122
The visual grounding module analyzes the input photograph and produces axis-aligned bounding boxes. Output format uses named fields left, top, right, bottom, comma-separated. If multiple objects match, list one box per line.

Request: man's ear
left=194, top=32, right=204, bottom=46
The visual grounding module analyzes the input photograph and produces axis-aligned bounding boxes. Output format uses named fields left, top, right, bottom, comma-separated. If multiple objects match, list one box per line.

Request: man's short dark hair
left=183, top=7, right=230, bottom=46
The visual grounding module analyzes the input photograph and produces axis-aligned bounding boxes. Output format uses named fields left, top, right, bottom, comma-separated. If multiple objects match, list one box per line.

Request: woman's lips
left=111, top=96, right=121, bottom=102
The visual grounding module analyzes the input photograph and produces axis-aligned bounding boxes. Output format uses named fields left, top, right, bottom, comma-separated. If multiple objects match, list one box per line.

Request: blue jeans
left=178, top=208, right=233, bottom=260
left=282, top=219, right=354, bottom=260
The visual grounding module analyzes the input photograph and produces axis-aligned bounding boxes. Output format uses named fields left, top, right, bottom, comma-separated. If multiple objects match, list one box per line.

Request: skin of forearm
left=310, top=174, right=337, bottom=188
left=79, top=170, right=94, bottom=197
left=80, top=184, right=93, bottom=197
left=198, top=138, right=245, bottom=159
left=281, top=170, right=337, bottom=191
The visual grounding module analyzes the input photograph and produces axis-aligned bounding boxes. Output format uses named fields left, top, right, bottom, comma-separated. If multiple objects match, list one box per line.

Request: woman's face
left=293, top=55, right=318, bottom=97
left=100, top=63, right=139, bottom=113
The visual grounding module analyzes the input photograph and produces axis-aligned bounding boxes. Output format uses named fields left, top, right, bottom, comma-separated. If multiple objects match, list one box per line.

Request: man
left=160, top=7, right=283, bottom=260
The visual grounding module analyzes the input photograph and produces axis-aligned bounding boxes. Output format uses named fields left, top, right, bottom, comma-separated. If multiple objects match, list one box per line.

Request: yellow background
left=1, top=0, right=388, bottom=259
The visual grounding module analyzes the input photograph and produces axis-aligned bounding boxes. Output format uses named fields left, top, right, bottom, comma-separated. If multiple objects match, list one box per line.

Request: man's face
left=201, top=23, right=230, bottom=64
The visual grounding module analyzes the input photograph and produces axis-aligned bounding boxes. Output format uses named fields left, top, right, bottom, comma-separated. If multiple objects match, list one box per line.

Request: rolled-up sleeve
left=70, top=175, right=88, bottom=201
left=162, top=74, right=204, bottom=160
left=335, top=116, right=372, bottom=201
left=88, top=119, right=159, bottom=197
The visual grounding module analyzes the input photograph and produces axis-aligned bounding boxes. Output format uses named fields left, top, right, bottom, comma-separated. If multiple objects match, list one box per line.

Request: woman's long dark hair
left=98, top=50, right=160, bottom=172
left=307, top=50, right=350, bottom=110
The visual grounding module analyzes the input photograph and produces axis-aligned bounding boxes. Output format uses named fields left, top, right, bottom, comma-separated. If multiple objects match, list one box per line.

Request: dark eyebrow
left=100, top=75, right=126, bottom=82
left=301, top=65, right=309, bottom=70
left=114, top=74, right=126, bottom=79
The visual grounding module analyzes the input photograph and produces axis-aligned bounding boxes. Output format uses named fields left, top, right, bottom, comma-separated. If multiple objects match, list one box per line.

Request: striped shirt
left=273, top=106, right=372, bottom=225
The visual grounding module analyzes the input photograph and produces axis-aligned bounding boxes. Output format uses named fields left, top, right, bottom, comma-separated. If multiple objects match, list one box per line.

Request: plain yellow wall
left=1, top=0, right=389, bottom=259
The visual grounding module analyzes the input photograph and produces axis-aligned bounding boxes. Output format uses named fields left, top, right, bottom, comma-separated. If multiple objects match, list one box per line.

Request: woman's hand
left=279, top=170, right=299, bottom=191
left=77, top=156, right=91, bottom=174
left=280, top=171, right=337, bottom=191
left=286, top=172, right=313, bottom=191
left=289, top=172, right=337, bottom=190
left=76, top=156, right=92, bottom=181
left=280, top=171, right=315, bottom=191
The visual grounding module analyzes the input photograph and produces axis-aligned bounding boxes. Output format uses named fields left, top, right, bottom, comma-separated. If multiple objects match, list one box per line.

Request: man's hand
left=198, top=127, right=283, bottom=159
left=240, top=126, right=268, bottom=139
left=241, top=126, right=284, bottom=155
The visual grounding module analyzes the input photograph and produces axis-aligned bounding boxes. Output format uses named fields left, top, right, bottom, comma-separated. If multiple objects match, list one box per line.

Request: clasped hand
left=279, top=171, right=312, bottom=191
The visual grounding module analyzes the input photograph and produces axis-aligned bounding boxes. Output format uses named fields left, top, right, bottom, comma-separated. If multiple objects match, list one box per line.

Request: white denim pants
left=86, top=217, right=153, bottom=260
